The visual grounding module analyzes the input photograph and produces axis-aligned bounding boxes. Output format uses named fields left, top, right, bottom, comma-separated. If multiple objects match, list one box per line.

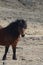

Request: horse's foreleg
left=2, top=46, right=9, bottom=60
left=12, top=38, right=19, bottom=60
left=12, top=46, right=17, bottom=60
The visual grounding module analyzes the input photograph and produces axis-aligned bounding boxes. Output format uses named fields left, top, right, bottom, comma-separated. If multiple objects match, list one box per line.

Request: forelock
left=18, top=19, right=27, bottom=29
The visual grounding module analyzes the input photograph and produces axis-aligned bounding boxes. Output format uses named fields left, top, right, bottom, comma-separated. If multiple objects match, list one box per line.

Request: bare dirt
left=0, top=0, right=43, bottom=65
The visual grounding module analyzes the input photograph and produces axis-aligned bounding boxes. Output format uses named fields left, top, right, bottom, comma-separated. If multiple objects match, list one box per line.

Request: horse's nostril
left=22, top=34, right=25, bottom=37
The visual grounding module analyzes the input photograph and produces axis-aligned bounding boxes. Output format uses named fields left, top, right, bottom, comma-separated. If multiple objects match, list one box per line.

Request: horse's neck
left=7, top=24, right=20, bottom=36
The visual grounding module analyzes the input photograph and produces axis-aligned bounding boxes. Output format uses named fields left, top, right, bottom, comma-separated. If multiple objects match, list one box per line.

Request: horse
left=0, top=19, right=27, bottom=60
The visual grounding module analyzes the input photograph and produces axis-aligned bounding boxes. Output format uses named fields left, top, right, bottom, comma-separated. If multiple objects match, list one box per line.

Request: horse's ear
left=18, top=20, right=22, bottom=28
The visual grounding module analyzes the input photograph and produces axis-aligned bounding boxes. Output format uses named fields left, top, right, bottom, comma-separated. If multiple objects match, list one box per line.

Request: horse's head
left=18, top=19, right=27, bottom=37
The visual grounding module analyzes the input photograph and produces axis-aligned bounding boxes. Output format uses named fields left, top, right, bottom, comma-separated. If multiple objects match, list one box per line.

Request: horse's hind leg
left=12, top=46, right=17, bottom=60
left=2, top=46, right=9, bottom=60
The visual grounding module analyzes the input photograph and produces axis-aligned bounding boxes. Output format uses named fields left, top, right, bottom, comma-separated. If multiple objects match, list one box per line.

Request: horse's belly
left=0, top=40, right=10, bottom=46
left=0, top=41, right=6, bottom=46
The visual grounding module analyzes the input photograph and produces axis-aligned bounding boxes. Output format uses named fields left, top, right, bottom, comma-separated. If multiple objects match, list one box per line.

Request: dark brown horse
left=0, top=19, right=27, bottom=60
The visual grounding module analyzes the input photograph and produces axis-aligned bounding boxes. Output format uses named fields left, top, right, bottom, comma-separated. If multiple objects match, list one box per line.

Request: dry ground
left=0, top=0, right=43, bottom=65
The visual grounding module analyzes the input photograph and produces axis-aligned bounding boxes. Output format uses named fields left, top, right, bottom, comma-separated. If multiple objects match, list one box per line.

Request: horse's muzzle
left=22, top=34, right=25, bottom=37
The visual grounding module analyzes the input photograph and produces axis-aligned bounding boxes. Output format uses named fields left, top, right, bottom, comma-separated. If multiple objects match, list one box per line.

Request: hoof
left=13, top=57, right=17, bottom=60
